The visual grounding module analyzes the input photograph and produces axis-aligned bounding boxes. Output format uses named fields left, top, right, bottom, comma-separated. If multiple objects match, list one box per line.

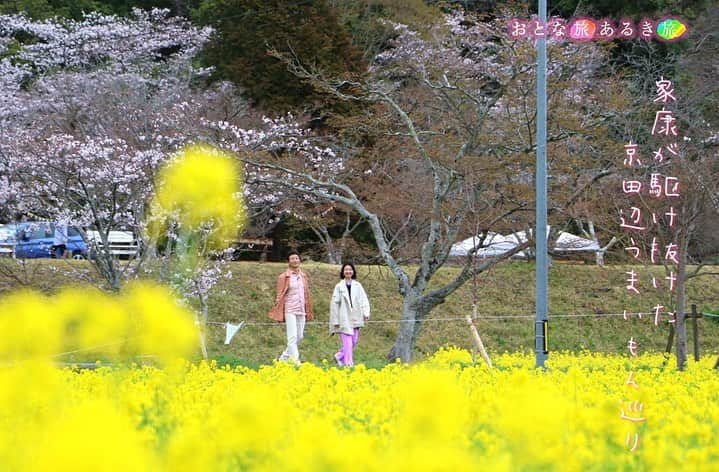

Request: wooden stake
left=691, top=304, right=700, bottom=362
left=466, top=313, right=492, bottom=368
left=665, top=323, right=675, bottom=354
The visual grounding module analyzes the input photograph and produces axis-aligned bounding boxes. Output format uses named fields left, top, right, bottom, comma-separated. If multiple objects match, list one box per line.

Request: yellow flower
left=54, top=286, right=129, bottom=357
left=1, top=350, right=718, bottom=470
left=149, top=144, right=247, bottom=250
left=0, top=283, right=198, bottom=364
left=0, top=290, right=62, bottom=359
left=30, top=400, right=157, bottom=472
left=123, top=282, right=198, bottom=362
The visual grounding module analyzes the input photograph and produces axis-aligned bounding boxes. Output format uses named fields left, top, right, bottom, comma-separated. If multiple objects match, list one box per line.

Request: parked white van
left=86, top=230, right=139, bottom=259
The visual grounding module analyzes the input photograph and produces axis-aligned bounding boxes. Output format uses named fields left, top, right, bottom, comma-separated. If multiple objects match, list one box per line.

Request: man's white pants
left=280, top=312, right=306, bottom=362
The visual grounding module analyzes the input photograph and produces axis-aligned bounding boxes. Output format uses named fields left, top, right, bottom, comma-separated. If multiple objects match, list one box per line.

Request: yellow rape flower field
left=1, top=349, right=717, bottom=471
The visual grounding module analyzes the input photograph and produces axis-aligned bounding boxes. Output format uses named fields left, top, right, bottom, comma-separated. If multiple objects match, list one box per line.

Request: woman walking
left=268, top=251, right=314, bottom=364
left=330, top=263, right=370, bottom=367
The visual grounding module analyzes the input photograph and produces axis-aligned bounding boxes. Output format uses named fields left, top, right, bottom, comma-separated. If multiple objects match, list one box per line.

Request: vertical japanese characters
left=618, top=77, right=684, bottom=452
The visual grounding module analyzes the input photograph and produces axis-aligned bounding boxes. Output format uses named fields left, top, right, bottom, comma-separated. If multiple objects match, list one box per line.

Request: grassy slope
left=2, top=259, right=718, bottom=367
left=206, top=261, right=719, bottom=367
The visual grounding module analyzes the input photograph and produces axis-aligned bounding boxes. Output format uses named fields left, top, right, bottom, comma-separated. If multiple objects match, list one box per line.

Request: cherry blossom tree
left=0, top=11, right=374, bottom=347
left=0, top=9, right=215, bottom=289
left=201, top=114, right=351, bottom=260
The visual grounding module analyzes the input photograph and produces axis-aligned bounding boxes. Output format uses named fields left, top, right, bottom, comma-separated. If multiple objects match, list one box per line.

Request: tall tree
left=194, top=0, right=366, bottom=112
left=327, top=0, right=439, bottom=60
left=0, top=0, right=107, bottom=19
left=0, top=9, right=214, bottom=289
left=0, top=0, right=202, bottom=19
left=551, top=0, right=709, bottom=18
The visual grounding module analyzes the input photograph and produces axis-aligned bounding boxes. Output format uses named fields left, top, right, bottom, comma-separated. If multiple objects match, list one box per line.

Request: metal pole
left=535, top=0, right=549, bottom=368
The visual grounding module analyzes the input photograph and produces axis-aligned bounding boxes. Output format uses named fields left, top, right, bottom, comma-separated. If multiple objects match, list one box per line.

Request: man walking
left=268, top=251, right=314, bottom=363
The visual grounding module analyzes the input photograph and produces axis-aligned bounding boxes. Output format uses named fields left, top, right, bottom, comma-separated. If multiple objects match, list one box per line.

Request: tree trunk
left=674, top=234, right=690, bottom=370
left=387, top=293, right=431, bottom=363
left=595, top=237, right=618, bottom=266
left=386, top=315, right=415, bottom=363
left=311, top=225, right=342, bottom=264
left=95, top=253, right=121, bottom=291
left=144, top=242, right=158, bottom=259
left=580, top=220, right=616, bottom=267
left=197, top=291, right=209, bottom=360
left=595, top=250, right=605, bottom=266
left=197, top=287, right=209, bottom=360
left=675, top=262, right=687, bottom=370
left=174, top=0, right=188, bottom=17
left=328, top=231, right=352, bottom=265
left=326, top=239, right=342, bottom=265
left=85, top=228, right=122, bottom=291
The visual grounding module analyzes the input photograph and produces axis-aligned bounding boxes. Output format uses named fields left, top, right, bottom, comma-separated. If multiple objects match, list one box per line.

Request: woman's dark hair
left=339, top=263, right=357, bottom=279
left=287, top=250, right=300, bottom=261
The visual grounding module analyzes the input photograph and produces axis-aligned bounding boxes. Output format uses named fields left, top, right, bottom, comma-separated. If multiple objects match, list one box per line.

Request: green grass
left=2, top=259, right=719, bottom=366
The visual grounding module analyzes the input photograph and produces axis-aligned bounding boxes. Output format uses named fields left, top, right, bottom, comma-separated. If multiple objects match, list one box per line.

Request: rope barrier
left=204, top=311, right=672, bottom=327
left=51, top=338, right=140, bottom=358
left=45, top=312, right=712, bottom=359
left=26, top=311, right=714, bottom=366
